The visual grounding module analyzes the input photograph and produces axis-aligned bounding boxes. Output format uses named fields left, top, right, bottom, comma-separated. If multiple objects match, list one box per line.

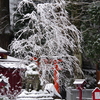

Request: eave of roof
left=0, top=47, right=7, bottom=52
left=0, top=47, right=9, bottom=54
left=0, top=62, right=26, bottom=69
left=73, top=79, right=86, bottom=85
left=0, top=56, right=21, bottom=62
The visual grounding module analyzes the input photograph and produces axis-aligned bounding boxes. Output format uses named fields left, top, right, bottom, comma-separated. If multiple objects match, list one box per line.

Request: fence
left=66, top=87, right=93, bottom=100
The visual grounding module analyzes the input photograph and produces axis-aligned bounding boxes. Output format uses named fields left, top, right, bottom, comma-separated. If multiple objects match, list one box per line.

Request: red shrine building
left=0, top=47, right=26, bottom=99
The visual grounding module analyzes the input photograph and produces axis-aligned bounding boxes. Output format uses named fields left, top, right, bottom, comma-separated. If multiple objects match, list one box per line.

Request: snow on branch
left=10, top=0, right=83, bottom=86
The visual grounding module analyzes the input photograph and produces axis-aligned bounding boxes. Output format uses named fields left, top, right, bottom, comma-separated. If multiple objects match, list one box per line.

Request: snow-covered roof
left=0, top=47, right=8, bottom=53
left=0, top=62, right=26, bottom=69
left=0, top=56, right=21, bottom=62
left=0, top=47, right=21, bottom=62
left=0, top=47, right=26, bottom=69
left=92, top=87, right=100, bottom=93
left=0, top=55, right=26, bottom=69
left=73, top=79, right=86, bottom=85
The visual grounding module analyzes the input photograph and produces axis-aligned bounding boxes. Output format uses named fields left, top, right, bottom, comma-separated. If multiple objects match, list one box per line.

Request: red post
left=31, top=57, right=62, bottom=93
left=53, top=59, right=62, bottom=93
left=53, top=60, right=60, bottom=93
left=77, top=87, right=82, bottom=100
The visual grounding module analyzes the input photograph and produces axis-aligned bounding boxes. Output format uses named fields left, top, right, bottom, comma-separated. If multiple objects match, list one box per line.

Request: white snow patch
left=16, top=83, right=61, bottom=100
left=25, top=63, right=39, bottom=77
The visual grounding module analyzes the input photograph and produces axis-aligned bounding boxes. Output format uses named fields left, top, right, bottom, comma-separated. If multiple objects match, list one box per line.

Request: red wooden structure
left=0, top=47, right=26, bottom=99
left=92, top=87, right=100, bottom=100
left=73, top=79, right=86, bottom=100
left=53, top=59, right=62, bottom=93
left=31, top=57, right=62, bottom=93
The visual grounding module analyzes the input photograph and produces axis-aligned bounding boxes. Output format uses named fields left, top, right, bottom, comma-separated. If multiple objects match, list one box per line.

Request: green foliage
left=65, top=0, right=100, bottom=64
left=81, top=2, right=100, bottom=63
left=65, top=1, right=82, bottom=30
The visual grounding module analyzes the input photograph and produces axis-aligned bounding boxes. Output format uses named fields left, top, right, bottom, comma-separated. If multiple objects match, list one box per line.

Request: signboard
left=92, top=87, right=100, bottom=100
left=95, top=92, right=100, bottom=99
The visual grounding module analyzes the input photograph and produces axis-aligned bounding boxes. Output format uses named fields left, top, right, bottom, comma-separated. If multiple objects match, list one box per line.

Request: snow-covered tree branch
left=10, top=0, right=83, bottom=87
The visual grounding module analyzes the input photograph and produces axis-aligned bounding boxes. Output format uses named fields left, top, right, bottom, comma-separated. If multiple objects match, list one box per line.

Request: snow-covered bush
left=0, top=74, right=10, bottom=91
left=0, top=74, right=10, bottom=100
left=0, top=96, right=10, bottom=100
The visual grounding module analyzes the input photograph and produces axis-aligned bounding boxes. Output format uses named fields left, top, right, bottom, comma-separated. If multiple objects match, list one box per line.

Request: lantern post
left=73, top=79, right=86, bottom=100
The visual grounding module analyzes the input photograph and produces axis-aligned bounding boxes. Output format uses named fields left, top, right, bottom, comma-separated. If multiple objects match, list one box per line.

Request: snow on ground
left=16, top=83, right=62, bottom=100
left=0, top=96, right=10, bottom=100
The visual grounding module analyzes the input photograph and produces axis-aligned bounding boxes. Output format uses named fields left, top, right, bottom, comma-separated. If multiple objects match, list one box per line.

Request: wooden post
left=53, top=59, right=62, bottom=93
left=77, top=87, right=82, bottom=100
left=73, top=79, right=86, bottom=100
left=53, top=60, right=59, bottom=93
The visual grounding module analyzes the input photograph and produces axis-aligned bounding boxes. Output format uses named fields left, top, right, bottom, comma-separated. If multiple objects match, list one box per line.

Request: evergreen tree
left=65, top=0, right=100, bottom=88
left=65, top=0, right=100, bottom=65
left=82, top=1, right=100, bottom=64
